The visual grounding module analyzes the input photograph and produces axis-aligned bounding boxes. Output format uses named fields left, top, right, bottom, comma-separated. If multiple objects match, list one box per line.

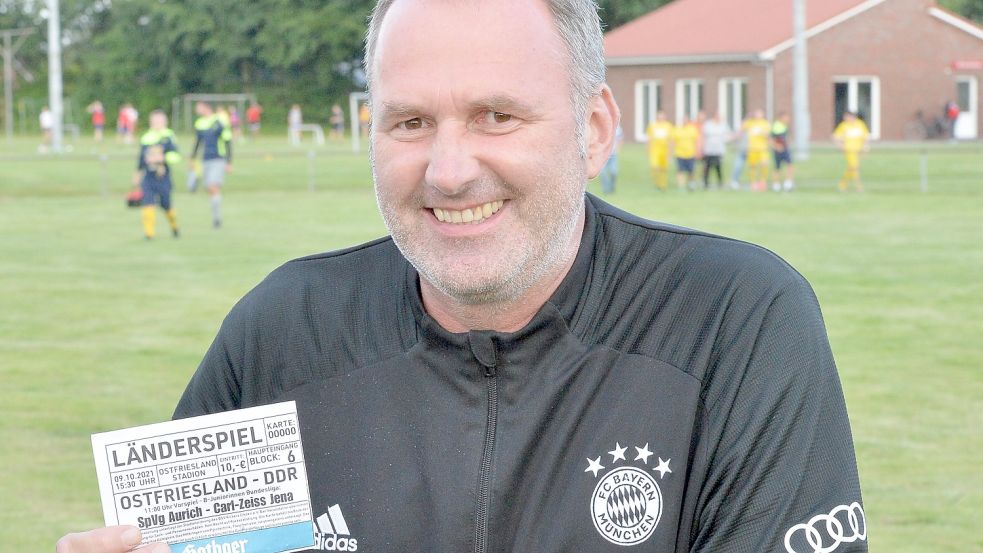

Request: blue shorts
left=676, top=157, right=695, bottom=174
left=773, top=149, right=793, bottom=169
left=141, top=179, right=173, bottom=210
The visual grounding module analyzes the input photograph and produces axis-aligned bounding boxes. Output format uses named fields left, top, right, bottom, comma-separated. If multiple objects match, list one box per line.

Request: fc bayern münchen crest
left=585, top=443, right=672, bottom=546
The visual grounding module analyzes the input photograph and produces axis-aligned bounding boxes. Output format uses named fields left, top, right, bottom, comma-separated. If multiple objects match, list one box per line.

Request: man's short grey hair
left=363, top=0, right=606, bottom=142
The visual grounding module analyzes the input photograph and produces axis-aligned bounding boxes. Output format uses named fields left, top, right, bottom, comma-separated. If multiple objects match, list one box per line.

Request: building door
left=954, top=76, right=978, bottom=139
left=833, top=77, right=880, bottom=138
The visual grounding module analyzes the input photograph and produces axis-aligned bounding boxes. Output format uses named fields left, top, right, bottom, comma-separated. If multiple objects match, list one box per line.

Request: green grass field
left=1, top=134, right=980, bottom=552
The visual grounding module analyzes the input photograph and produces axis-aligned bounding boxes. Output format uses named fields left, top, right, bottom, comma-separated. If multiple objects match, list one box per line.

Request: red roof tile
left=604, top=0, right=881, bottom=59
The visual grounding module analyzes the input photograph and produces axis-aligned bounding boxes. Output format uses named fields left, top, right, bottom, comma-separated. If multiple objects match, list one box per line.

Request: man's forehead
left=374, top=0, right=564, bottom=68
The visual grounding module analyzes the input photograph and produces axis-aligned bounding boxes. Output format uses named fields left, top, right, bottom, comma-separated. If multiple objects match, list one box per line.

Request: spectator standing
left=358, top=102, right=371, bottom=138
left=38, top=106, right=53, bottom=153
left=743, top=109, right=771, bottom=192
left=246, top=102, right=263, bottom=136
left=645, top=111, right=673, bottom=191
left=833, top=111, right=870, bottom=192
left=330, top=104, right=345, bottom=140
left=770, top=112, right=795, bottom=192
left=672, top=116, right=701, bottom=190
left=87, top=101, right=105, bottom=141
left=701, top=112, right=729, bottom=189
left=288, top=104, right=303, bottom=145
left=599, top=124, right=623, bottom=194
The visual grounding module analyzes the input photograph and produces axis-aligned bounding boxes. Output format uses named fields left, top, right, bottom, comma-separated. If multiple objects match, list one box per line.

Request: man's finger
left=55, top=526, right=144, bottom=553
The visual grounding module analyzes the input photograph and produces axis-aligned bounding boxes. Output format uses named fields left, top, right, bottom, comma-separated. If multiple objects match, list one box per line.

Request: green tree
left=938, top=0, right=983, bottom=23
left=597, top=0, right=674, bottom=31
left=67, top=0, right=374, bottom=128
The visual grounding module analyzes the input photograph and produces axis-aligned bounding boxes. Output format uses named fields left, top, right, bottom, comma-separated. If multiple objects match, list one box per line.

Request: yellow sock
left=656, top=171, right=668, bottom=191
left=141, top=206, right=156, bottom=238
left=166, top=209, right=178, bottom=230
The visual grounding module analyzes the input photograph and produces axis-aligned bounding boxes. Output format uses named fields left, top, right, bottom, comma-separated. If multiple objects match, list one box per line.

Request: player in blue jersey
left=132, top=110, right=181, bottom=239
left=190, top=102, right=232, bottom=228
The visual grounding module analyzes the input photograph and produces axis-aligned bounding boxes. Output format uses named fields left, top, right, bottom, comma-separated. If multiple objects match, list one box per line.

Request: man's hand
left=55, top=526, right=169, bottom=553
left=225, top=163, right=233, bottom=173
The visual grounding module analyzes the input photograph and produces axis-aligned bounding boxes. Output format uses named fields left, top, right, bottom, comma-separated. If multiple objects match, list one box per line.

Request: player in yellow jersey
left=743, top=109, right=771, bottom=192
left=645, top=111, right=673, bottom=191
left=672, top=117, right=701, bottom=190
left=833, top=111, right=870, bottom=192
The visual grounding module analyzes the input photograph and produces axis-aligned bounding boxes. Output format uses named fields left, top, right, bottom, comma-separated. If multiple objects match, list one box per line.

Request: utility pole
left=47, top=0, right=64, bottom=153
left=1, top=28, right=34, bottom=141
left=793, top=0, right=811, bottom=159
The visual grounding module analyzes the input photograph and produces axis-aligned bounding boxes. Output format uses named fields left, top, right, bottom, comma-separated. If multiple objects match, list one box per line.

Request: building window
left=833, top=76, right=880, bottom=138
left=675, top=79, right=704, bottom=124
left=718, top=78, right=747, bottom=131
left=634, top=80, right=662, bottom=142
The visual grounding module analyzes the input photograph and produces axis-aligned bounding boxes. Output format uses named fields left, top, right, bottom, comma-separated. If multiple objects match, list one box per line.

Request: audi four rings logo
left=784, top=502, right=867, bottom=553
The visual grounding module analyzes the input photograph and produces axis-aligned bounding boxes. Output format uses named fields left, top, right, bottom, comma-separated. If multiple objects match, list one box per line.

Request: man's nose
left=425, top=124, right=481, bottom=195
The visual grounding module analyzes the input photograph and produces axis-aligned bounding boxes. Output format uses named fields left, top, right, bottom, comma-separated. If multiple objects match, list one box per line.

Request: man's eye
left=489, top=112, right=512, bottom=124
left=398, top=118, right=424, bottom=131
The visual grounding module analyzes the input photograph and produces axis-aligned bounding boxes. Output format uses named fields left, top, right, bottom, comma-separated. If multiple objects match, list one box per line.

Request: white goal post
left=172, top=93, right=257, bottom=133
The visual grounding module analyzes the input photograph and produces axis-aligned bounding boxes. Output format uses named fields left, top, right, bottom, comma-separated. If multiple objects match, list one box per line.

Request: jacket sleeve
left=690, top=276, right=867, bottom=553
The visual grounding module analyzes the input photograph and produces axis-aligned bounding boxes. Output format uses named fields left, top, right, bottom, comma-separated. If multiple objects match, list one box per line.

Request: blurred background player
left=645, top=110, right=673, bottom=191
left=190, top=102, right=232, bottom=228
left=246, top=102, right=263, bottom=137
left=124, top=103, right=139, bottom=144
left=770, top=112, right=795, bottom=192
left=329, top=103, right=345, bottom=140
left=673, top=116, right=700, bottom=190
left=132, top=110, right=180, bottom=240
left=743, top=108, right=771, bottom=192
left=228, top=105, right=243, bottom=142
left=38, top=106, right=53, bottom=153
left=701, top=112, right=729, bottom=189
left=288, top=104, right=303, bottom=145
left=833, top=111, right=870, bottom=192
left=358, top=102, right=371, bottom=138
left=729, top=114, right=750, bottom=190
left=115, top=104, right=129, bottom=143
left=86, top=101, right=105, bottom=141
left=599, top=123, right=623, bottom=195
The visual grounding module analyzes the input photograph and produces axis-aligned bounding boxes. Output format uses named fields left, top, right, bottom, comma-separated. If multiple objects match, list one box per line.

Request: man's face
left=195, top=103, right=209, bottom=116
left=370, top=0, right=589, bottom=305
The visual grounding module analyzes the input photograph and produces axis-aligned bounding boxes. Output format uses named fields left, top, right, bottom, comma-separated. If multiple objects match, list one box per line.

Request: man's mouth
left=432, top=200, right=504, bottom=224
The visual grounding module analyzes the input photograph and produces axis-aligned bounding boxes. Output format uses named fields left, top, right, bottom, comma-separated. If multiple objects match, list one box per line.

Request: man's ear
left=584, top=85, right=621, bottom=179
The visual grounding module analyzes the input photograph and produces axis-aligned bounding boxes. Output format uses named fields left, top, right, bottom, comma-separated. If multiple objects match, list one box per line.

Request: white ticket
left=91, top=401, right=315, bottom=553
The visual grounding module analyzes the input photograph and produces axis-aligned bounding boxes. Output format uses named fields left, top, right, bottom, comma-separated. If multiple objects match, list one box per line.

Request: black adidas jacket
left=175, top=194, right=867, bottom=553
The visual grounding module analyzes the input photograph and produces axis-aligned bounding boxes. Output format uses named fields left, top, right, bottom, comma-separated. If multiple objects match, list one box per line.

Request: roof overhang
left=928, top=7, right=983, bottom=41
left=606, top=53, right=760, bottom=66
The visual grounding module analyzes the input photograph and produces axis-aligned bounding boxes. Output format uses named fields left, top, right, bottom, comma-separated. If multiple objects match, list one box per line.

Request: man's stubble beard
left=372, top=148, right=586, bottom=307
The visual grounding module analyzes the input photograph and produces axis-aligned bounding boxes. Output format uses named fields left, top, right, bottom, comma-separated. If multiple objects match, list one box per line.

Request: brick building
left=604, top=0, right=983, bottom=142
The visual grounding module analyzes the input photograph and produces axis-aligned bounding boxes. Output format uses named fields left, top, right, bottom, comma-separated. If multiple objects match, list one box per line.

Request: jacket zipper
left=474, top=365, right=499, bottom=553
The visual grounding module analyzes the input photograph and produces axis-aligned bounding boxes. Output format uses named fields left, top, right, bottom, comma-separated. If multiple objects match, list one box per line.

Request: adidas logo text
left=313, top=504, right=358, bottom=551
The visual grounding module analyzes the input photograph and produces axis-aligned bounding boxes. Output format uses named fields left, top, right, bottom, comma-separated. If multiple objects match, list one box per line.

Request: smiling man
left=58, top=1, right=865, bottom=553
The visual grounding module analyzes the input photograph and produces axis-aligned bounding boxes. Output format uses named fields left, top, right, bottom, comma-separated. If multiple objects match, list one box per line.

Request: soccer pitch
left=1, top=136, right=980, bottom=552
